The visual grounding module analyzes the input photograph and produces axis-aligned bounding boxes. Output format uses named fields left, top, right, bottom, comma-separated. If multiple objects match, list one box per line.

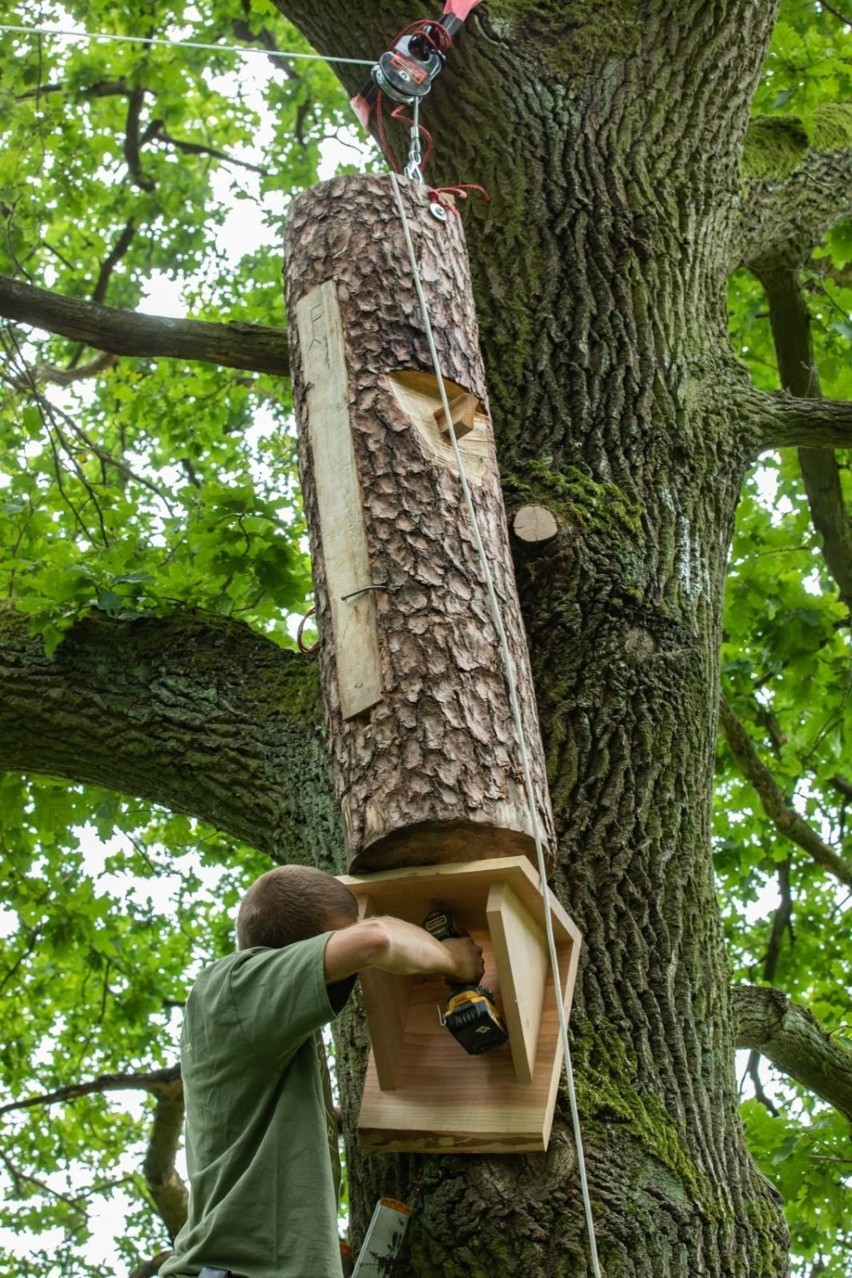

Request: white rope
left=0, top=24, right=375, bottom=66
left=389, top=171, right=603, bottom=1278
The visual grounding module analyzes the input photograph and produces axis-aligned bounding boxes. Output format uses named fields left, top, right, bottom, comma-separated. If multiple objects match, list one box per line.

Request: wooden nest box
left=341, top=856, right=581, bottom=1154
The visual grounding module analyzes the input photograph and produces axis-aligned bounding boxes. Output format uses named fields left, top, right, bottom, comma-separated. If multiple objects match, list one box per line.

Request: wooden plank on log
left=295, top=281, right=383, bottom=720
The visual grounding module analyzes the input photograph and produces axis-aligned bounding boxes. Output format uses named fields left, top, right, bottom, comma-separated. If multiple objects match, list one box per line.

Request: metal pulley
left=350, top=0, right=483, bottom=128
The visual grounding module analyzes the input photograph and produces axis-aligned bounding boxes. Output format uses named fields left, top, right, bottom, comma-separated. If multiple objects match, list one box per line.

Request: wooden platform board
left=340, top=856, right=582, bottom=1153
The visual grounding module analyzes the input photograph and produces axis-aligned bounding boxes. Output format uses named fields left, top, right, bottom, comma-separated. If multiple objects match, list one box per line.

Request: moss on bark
left=505, top=460, right=642, bottom=536
left=742, top=116, right=810, bottom=179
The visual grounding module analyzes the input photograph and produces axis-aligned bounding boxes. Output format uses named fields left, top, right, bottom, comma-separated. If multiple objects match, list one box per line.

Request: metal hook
left=404, top=97, right=424, bottom=183
left=340, top=583, right=395, bottom=602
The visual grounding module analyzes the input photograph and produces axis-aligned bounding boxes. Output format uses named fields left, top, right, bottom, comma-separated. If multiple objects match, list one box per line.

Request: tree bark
left=284, top=174, right=555, bottom=871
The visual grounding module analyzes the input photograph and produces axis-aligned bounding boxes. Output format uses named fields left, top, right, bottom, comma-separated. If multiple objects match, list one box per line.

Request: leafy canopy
left=0, top=0, right=849, bottom=1275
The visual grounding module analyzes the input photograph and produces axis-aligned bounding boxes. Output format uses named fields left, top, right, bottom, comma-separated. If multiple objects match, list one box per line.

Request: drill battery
left=440, top=985, right=509, bottom=1054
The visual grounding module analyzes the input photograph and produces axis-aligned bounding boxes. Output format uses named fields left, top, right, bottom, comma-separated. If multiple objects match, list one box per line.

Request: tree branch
left=755, top=264, right=852, bottom=611
left=130, top=1252, right=174, bottom=1278
left=143, top=1091, right=188, bottom=1241
left=91, top=218, right=137, bottom=308
left=743, top=856, right=794, bottom=1111
left=144, top=120, right=269, bottom=175
left=1, top=1063, right=188, bottom=1255
left=124, top=88, right=155, bottom=193
left=736, top=147, right=852, bottom=270
left=0, top=604, right=340, bottom=865
left=0, top=275, right=290, bottom=377
left=831, top=774, right=852, bottom=801
left=4, top=350, right=118, bottom=388
left=817, top=0, right=852, bottom=23
left=719, top=695, right=852, bottom=886
left=762, top=859, right=793, bottom=984
left=16, top=79, right=132, bottom=103
left=0, top=1064, right=181, bottom=1115
left=742, top=386, right=852, bottom=452
left=732, top=985, right=852, bottom=1121
left=230, top=20, right=300, bottom=77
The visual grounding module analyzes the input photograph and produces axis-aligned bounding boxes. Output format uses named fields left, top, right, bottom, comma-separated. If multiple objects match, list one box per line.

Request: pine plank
left=341, top=857, right=582, bottom=1152
left=295, top=281, right=383, bottom=720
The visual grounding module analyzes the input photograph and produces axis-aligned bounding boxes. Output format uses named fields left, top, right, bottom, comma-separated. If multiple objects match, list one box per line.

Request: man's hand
left=439, top=936, right=485, bottom=985
left=324, top=916, right=484, bottom=984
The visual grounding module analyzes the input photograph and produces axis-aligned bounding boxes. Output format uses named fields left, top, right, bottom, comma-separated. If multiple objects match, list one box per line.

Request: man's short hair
left=236, top=865, right=358, bottom=950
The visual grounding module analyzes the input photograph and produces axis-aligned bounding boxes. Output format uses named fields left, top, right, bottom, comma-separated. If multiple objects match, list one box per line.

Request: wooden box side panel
left=486, top=880, right=548, bottom=1084
left=355, top=895, right=409, bottom=1091
left=356, top=938, right=579, bottom=1154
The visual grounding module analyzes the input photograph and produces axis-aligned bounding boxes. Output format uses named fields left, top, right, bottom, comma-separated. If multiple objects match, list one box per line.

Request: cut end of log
left=348, top=816, right=554, bottom=877
left=512, top=504, right=559, bottom=547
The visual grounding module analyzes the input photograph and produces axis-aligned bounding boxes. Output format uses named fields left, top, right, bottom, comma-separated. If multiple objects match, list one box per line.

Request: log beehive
left=285, top=175, right=555, bottom=873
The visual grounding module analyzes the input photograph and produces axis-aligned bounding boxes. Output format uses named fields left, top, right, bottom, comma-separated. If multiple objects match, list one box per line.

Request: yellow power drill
left=422, top=908, right=508, bottom=1055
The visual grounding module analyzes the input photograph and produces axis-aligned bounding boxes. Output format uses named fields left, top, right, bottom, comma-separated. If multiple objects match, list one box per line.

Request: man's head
left=236, top=865, right=358, bottom=951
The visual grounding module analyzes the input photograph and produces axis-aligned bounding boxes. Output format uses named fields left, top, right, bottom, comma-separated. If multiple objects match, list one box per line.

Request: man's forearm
left=370, top=916, right=461, bottom=976
left=323, top=916, right=483, bottom=984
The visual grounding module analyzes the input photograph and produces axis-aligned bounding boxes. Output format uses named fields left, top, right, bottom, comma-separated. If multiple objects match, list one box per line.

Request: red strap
left=442, top=0, right=482, bottom=20
left=426, top=183, right=491, bottom=216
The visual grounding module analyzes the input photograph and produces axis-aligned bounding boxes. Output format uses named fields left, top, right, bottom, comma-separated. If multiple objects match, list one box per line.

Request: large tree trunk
left=273, top=2, right=790, bottom=1274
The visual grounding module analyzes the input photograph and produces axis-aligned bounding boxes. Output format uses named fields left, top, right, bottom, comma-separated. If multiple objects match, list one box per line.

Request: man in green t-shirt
left=159, top=864, right=483, bottom=1278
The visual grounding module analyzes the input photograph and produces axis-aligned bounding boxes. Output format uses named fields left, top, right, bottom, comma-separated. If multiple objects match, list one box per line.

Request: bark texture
left=285, top=175, right=555, bottom=870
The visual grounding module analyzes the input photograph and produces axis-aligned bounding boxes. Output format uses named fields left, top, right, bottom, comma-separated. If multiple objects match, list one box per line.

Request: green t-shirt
left=159, top=932, right=350, bottom=1278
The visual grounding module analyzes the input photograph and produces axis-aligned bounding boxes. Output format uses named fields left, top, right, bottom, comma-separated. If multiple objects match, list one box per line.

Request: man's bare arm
left=324, top=917, right=484, bottom=985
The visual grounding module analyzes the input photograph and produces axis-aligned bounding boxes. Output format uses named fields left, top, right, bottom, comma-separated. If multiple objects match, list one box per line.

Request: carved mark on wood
left=295, top=281, right=383, bottom=720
